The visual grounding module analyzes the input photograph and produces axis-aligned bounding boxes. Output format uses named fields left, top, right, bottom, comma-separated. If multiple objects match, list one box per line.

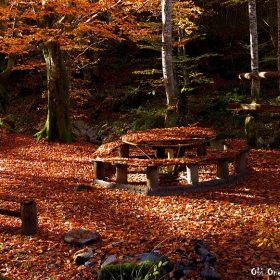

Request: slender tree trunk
left=245, top=0, right=259, bottom=146
left=35, top=40, right=72, bottom=142
left=162, top=0, right=179, bottom=127
left=248, top=0, right=260, bottom=103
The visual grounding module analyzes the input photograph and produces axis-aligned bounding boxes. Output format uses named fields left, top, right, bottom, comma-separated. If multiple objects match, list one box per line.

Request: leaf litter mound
left=0, top=133, right=279, bottom=279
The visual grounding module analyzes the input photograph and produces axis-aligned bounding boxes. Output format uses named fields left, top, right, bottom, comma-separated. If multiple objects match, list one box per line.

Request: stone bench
left=93, top=139, right=249, bottom=195
left=0, top=195, right=38, bottom=235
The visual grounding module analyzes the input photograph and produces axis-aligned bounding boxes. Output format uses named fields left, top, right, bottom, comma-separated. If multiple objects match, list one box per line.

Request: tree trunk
left=162, top=0, right=179, bottom=127
left=35, top=40, right=72, bottom=142
left=246, top=0, right=260, bottom=146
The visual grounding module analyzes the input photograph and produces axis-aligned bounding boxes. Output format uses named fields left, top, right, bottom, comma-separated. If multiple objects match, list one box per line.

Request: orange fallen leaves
left=0, top=133, right=279, bottom=279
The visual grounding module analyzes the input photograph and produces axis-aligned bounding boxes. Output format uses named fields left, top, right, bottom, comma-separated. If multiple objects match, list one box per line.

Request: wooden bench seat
left=0, top=195, right=38, bottom=235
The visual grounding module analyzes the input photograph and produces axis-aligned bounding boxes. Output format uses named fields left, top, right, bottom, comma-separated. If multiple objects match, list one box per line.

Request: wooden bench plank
left=0, top=209, right=21, bottom=218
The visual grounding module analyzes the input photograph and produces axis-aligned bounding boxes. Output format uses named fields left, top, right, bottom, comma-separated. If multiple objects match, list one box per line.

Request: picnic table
left=92, top=127, right=249, bottom=195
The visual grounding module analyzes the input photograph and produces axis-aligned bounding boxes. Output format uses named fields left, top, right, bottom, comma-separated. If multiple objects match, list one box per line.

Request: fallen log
left=239, top=71, right=280, bottom=80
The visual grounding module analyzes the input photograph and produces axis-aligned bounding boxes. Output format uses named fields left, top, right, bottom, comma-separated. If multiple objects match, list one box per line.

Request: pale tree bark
left=245, top=0, right=259, bottom=146
left=248, top=0, right=260, bottom=103
left=35, top=41, right=72, bottom=142
left=162, top=0, right=179, bottom=127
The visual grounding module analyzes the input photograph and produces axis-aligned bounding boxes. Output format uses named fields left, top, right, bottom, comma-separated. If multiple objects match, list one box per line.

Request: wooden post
left=235, top=151, right=247, bottom=173
left=217, top=158, right=229, bottom=179
left=119, top=144, right=129, bottom=157
left=116, top=164, right=128, bottom=184
left=21, top=200, right=38, bottom=235
left=186, top=163, right=198, bottom=185
left=154, top=148, right=165, bottom=158
left=167, top=148, right=174, bottom=173
left=146, top=166, right=159, bottom=190
left=197, top=142, right=207, bottom=156
left=94, top=161, right=105, bottom=180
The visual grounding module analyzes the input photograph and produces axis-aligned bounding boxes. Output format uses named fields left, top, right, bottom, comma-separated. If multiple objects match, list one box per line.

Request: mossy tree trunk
left=35, top=40, right=72, bottom=142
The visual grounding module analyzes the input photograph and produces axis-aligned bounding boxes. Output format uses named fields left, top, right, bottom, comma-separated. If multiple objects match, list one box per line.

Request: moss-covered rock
left=98, top=258, right=171, bottom=280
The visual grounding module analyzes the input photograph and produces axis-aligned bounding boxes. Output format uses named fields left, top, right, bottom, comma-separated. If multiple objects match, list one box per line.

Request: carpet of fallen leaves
left=0, top=133, right=279, bottom=280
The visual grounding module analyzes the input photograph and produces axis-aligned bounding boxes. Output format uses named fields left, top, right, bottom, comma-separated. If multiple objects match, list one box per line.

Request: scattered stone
left=72, top=119, right=99, bottom=142
left=86, top=128, right=99, bottom=142
left=201, top=268, right=221, bottom=279
left=100, top=255, right=117, bottom=268
left=74, top=184, right=92, bottom=191
left=84, top=261, right=95, bottom=268
left=174, top=240, right=221, bottom=280
left=64, top=229, right=100, bottom=246
left=73, top=248, right=93, bottom=265
left=111, top=241, right=122, bottom=247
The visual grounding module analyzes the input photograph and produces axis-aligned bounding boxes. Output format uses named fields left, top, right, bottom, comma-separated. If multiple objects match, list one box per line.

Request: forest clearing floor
left=0, top=133, right=279, bottom=280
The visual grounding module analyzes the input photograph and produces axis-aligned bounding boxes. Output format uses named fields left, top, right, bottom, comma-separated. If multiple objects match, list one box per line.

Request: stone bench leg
left=94, top=161, right=105, bottom=180
left=147, top=166, right=159, bottom=190
left=217, top=158, right=229, bottom=179
left=186, top=163, right=198, bottom=185
left=235, top=151, right=247, bottom=173
left=116, top=164, right=128, bottom=184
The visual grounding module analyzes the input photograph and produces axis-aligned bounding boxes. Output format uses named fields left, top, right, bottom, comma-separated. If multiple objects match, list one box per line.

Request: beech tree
left=245, top=0, right=260, bottom=146
left=161, top=0, right=179, bottom=127
left=35, top=40, right=71, bottom=142
left=0, top=0, right=122, bottom=141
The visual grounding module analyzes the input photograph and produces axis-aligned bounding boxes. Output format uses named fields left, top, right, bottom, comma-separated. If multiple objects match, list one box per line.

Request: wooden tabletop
left=122, top=126, right=216, bottom=148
